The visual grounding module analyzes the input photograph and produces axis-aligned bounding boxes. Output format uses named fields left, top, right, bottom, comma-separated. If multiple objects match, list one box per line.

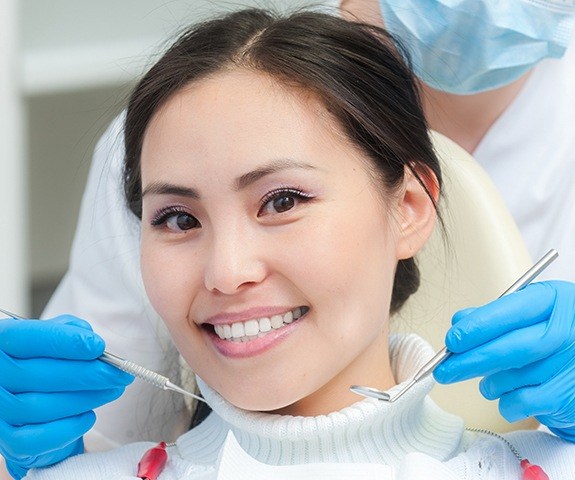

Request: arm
left=42, top=113, right=189, bottom=450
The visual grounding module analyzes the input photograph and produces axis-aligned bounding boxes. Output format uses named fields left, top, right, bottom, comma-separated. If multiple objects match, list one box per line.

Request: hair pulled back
left=123, top=8, right=442, bottom=313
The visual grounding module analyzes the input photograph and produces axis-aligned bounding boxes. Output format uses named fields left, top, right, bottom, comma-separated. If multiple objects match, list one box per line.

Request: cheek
left=288, top=208, right=399, bottom=344
left=140, top=240, right=195, bottom=327
left=140, top=244, right=168, bottom=318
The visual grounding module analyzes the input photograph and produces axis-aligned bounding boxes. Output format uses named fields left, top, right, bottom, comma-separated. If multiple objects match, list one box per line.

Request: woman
left=22, top=8, right=574, bottom=479
left=4, top=3, right=575, bottom=476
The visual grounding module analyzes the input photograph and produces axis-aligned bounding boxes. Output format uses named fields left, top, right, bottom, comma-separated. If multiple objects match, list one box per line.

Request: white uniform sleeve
left=42, top=113, right=190, bottom=450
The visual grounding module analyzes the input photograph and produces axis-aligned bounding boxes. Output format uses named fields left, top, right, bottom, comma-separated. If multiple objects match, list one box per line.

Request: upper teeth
left=213, top=307, right=305, bottom=341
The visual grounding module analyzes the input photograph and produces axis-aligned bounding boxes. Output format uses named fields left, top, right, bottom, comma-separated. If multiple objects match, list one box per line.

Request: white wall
left=0, top=0, right=27, bottom=314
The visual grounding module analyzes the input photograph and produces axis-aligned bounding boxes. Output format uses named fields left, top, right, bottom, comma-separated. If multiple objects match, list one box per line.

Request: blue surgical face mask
left=378, top=0, right=575, bottom=94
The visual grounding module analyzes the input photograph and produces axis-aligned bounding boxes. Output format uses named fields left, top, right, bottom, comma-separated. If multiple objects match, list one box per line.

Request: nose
left=203, top=226, right=267, bottom=295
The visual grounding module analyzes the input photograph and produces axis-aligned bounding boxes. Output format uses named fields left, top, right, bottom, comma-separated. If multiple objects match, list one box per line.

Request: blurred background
left=0, top=0, right=332, bottom=317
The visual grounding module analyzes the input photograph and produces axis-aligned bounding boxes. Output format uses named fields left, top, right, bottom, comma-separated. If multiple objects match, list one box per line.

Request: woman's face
left=140, top=69, right=431, bottom=415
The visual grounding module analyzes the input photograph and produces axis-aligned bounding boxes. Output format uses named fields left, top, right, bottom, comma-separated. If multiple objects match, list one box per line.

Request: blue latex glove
left=0, top=316, right=134, bottom=479
left=434, top=281, right=575, bottom=442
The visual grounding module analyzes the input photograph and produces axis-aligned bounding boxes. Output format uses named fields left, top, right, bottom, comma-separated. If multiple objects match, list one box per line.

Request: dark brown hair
left=123, top=8, right=442, bottom=313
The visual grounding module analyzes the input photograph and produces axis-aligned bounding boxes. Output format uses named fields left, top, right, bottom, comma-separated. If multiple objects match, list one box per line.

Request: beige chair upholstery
left=392, top=130, right=536, bottom=432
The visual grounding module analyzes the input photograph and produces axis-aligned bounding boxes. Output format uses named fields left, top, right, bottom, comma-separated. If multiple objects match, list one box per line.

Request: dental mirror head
left=349, top=385, right=392, bottom=402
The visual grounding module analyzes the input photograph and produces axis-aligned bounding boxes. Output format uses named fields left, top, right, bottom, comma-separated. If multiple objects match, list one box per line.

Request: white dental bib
left=26, top=334, right=575, bottom=479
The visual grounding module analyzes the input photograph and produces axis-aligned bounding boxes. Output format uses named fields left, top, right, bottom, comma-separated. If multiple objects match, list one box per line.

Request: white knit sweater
left=25, top=335, right=575, bottom=479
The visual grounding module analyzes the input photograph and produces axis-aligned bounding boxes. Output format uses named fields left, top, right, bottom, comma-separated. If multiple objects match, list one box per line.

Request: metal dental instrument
left=350, top=248, right=559, bottom=404
left=0, top=307, right=206, bottom=404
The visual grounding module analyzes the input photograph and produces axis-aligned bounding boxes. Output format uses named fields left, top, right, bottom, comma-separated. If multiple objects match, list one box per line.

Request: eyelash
left=150, top=206, right=193, bottom=227
left=258, top=187, right=314, bottom=214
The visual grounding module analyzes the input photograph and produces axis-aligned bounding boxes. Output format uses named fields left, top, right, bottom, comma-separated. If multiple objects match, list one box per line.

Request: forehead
left=144, top=68, right=337, bottom=146
left=140, top=68, right=378, bottom=189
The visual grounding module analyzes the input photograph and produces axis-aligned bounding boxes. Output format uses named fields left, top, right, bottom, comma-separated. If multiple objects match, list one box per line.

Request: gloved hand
left=0, top=315, right=134, bottom=479
left=434, top=281, right=575, bottom=442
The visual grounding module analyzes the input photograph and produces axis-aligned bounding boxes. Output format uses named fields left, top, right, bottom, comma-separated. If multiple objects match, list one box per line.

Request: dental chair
left=391, top=130, right=536, bottom=432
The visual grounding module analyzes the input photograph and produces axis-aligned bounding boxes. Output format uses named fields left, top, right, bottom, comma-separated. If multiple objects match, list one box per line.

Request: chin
left=221, top=387, right=303, bottom=413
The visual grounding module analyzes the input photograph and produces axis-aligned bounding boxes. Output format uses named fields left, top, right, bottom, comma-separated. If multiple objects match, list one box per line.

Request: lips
left=212, top=306, right=308, bottom=342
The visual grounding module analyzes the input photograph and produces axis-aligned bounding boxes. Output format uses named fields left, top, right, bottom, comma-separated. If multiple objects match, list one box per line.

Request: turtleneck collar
left=176, top=334, right=464, bottom=467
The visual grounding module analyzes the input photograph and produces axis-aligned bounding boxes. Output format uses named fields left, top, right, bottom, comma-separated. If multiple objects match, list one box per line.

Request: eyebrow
left=235, top=158, right=317, bottom=190
left=141, top=158, right=317, bottom=199
left=142, top=183, right=200, bottom=199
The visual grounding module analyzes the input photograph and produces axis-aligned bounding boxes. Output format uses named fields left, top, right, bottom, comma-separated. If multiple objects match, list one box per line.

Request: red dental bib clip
left=137, top=442, right=168, bottom=480
left=520, top=459, right=549, bottom=480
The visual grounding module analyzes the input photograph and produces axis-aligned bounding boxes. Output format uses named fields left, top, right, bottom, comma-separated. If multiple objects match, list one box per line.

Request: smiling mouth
left=208, top=306, right=309, bottom=343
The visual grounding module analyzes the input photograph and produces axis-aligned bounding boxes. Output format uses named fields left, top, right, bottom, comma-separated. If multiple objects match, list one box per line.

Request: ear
left=395, top=164, right=440, bottom=260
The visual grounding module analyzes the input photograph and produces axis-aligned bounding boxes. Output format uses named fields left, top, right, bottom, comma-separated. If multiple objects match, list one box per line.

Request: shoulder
left=93, top=111, right=126, bottom=169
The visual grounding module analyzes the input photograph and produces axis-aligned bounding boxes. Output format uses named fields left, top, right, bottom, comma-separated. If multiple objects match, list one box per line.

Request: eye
left=151, top=207, right=200, bottom=232
left=258, top=188, right=313, bottom=217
